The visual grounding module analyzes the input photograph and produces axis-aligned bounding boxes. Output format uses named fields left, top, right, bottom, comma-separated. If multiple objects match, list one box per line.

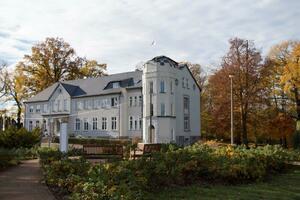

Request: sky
left=0, top=0, right=299, bottom=75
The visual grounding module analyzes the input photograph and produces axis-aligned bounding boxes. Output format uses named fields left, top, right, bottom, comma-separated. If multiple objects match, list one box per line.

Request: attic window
left=58, top=89, right=62, bottom=93
left=112, top=82, right=120, bottom=88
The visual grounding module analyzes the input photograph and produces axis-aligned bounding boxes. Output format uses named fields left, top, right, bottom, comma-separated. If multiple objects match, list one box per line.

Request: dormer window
left=112, top=82, right=119, bottom=88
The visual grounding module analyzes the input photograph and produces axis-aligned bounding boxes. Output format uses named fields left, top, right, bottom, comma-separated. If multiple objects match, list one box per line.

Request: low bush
left=0, top=127, right=41, bottom=148
left=53, top=137, right=131, bottom=146
left=40, top=144, right=298, bottom=200
left=0, top=147, right=39, bottom=170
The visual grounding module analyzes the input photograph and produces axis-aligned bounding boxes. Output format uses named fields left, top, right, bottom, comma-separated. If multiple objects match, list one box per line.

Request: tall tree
left=18, top=37, right=107, bottom=95
left=3, top=65, right=29, bottom=128
left=210, top=38, right=263, bottom=145
left=267, top=41, right=300, bottom=147
left=0, top=62, right=8, bottom=98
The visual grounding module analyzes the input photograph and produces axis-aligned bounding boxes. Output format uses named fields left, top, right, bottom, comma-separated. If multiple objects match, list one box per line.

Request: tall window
left=43, top=104, right=48, bottom=113
left=139, top=117, right=142, bottom=130
left=139, top=96, right=142, bottom=106
left=160, top=81, right=165, bottom=93
left=29, top=121, right=33, bottom=131
left=57, top=100, right=61, bottom=111
left=102, top=117, right=107, bottom=130
left=161, top=103, right=165, bottom=116
left=129, top=97, right=133, bottom=107
left=111, top=97, right=118, bottom=107
left=184, top=116, right=190, bottom=130
left=170, top=103, right=173, bottom=116
left=134, top=119, right=138, bottom=130
left=134, top=96, right=137, bottom=106
left=75, top=118, right=80, bottom=131
left=36, top=105, right=41, bottom=113
left=52, top=100, right=56, bottom=112
left=183, top=96, right=190, bottom=131
left=129, top=116, right=133, bottom=130
left=92, top=117, right=98, bottom=130
left=150, top=104, right=153, bottom=116
left=83, top=118, right=89, bottom=131
left=182, top=77, right=185, bottom=88
left=111, top=117, right=117, bottom=130
left=170, top=81, right=173, bottom=94
left=64, top=99, right=68, bottom=111
left=29, top=106, right=34, bottom=113
left=35, top=120, right=40, bottom=128
left=149, top=81, right=153, bottom=94
left=186, top=79, right=189, bottom=89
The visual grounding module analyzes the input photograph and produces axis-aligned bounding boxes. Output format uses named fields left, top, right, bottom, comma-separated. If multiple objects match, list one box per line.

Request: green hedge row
left=53, top=137, right=131, bottom=146
left=39, top=144, right=299, bottom=200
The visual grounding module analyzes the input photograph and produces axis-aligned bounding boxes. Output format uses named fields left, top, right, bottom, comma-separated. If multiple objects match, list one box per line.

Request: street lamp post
left=229, top=75, right=234, bottom=145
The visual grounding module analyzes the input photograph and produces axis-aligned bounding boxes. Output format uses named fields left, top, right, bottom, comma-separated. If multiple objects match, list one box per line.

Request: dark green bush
left=0, top=127, right=41, bottom=148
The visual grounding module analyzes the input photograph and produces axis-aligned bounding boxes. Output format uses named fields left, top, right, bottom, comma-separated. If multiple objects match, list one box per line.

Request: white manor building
left=24, top=56, right=201, bottom=145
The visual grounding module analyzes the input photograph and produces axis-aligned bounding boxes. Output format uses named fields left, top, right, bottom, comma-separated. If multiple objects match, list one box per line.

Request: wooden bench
left=131, top=143, right=161, bottom=159
left=82, top=144, right=124, bottom=160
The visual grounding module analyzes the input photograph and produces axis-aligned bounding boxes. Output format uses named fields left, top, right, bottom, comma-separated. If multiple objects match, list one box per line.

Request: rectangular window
left=129, top=97, right=133, bottom=107
left=92, top=117, right=98, bottom=130
left=149, top=81, right=153, bottom=94
left=43, top=104, right=48, bottom=113
left=111, top=117, right=117, bottom=130
left=88, top=100, right=93, bottom=109
left=75, top=118, right=80, bottom=131
left=84, top=100, right=88, bottom=109
left=112, top=82, right=119, bottom=88
left=182, top=78, right=185, bottom=88
left=83, top=118, right=89, bottom=131
left=139, top=96, right=142, bottom=106
left=184, top=97, right=190, bottom=114
left=97, top=99, right=101, bottom=108
left=150, top=104, right=153, bottom=116
left=170, top=103, right=173, bottom=116
left=57, top=100, right=61, bottom=111
left=64, top=99, right=68, bottom=111
left=111, top=97, right=118, bottom=107
left=170, top=81, right=173, bottom=94
left=35, top=120, right=40, bottom=128
left=160, top=81, right=165, bottom=93
left=183, top=96, right=190, bottom=131
left=134, top=119, right=138, bottom=130
left=134, top=96, right=137, bottom=106
left=161, top=103, right=165, bottom=116
left=36, top=105, right=41, bottom=113
left=102, top=117, right=107, bottom=130
left=139, top=117, right=142, bottom=130
left=29, top=121, right=33, bottom=131
left=29, top=106, right=34, bottom=113
left=184, top=116, right=190, bottom=130
left=129, top=116, right=133, bottom=130
left=186, top=79, right=189, bottom=89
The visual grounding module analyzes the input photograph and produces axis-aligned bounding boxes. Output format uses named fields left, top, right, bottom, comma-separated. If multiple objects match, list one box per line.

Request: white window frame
left=161, top=103, right=165, bottom=116
left=83, top=118, right=89, bottom=131
left=160, top=80, right=165, bottom=93
left=36, top=105, right=41, bottom=113
left=129, top=116, right=133, bottom=130
left=75, top=118, right=81, bottom=131
left=102, top=117, right=107, bottom=130
left=29, top=121, right=33, bottom=131
left=111, top=117, right=117, bottom=130
left=29, top=106, right=34, bottom=113
left=92, top=117, right=98, bottom=130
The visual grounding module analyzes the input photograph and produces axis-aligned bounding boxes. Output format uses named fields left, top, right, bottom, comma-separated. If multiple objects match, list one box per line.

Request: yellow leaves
left=280, top=43, right=300, bottom=96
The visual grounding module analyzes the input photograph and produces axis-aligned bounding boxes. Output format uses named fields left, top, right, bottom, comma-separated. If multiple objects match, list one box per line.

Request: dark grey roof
left=26, top=71, right=142, bottom=103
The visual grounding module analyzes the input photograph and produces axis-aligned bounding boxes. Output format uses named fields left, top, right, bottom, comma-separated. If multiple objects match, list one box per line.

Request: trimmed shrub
left=0, top=127, right=41, bottom=148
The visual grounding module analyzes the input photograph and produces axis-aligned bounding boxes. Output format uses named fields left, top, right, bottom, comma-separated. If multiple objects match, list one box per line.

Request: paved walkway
left=0, top=159, right=55, bottom=200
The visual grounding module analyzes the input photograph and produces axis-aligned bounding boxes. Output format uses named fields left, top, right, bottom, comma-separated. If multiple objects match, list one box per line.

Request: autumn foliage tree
left=208, top=38, right=264, bottom=145
left=17, top=37, right=107, bottom=95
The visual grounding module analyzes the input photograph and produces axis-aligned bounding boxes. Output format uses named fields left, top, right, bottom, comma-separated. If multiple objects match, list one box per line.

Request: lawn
left=152, top=165, right=300, bottom=200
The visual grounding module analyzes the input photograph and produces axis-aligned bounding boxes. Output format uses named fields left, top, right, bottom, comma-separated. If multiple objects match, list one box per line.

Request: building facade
left=24, top=56, right=201, bottom=145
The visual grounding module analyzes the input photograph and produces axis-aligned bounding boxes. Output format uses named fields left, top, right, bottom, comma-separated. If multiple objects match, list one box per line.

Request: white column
left=60, top=122, right=68, bottom=153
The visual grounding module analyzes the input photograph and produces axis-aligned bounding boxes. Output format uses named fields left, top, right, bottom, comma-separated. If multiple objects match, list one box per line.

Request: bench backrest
left=143, top=144, right=161, bottom=154
left=83, top=144, right=123, bottom=155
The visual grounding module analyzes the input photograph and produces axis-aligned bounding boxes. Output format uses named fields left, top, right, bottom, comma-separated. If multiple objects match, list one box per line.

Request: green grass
left=151, top=165, right=300, bottom=200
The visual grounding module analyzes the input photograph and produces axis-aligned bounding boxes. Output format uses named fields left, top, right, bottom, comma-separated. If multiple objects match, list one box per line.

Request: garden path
left=0, top=159, right=55, bottom=200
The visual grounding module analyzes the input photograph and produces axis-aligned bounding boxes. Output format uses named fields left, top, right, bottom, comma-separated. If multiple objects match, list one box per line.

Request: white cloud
left=0, top=0, right=299, bottom=74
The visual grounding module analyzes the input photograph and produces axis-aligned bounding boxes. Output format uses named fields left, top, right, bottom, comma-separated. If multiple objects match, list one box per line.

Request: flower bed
left=39, top=144, right=299, bottom=200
